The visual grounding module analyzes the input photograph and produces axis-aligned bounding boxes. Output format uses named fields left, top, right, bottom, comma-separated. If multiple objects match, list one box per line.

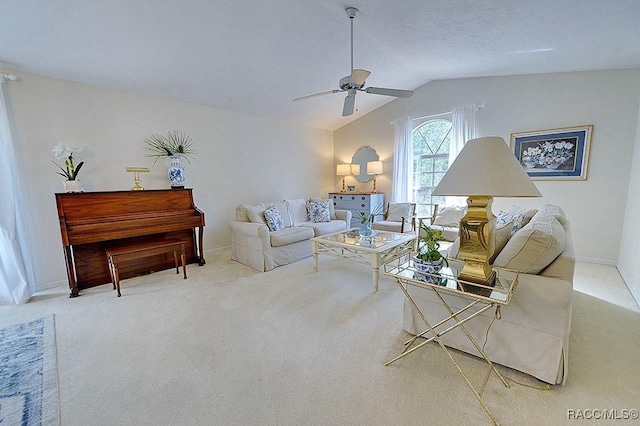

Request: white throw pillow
left=493, top=213, right=566, bottom=274
left=245, top=204, right=267, bottom=225
left=535, top=203, right=566, bottom=225
left=433, top=205, right=466, bottom=226
left=284, top=198, right=308, bottom=226
left=387, top=203, right=412, bottom=222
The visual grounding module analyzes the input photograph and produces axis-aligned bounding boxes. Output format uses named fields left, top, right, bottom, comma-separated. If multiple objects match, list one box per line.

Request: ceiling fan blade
left=350, top=69, right=371, bottom=86
left=364, top=87, right=414, bottom=98
left=293, top=89, right=341, bottom=102
left=342, top=89, right=356, bottom=116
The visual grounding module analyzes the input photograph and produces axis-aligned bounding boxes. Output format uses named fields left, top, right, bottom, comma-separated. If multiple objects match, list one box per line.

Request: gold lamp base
left=457, top=195, right=497, bottom=285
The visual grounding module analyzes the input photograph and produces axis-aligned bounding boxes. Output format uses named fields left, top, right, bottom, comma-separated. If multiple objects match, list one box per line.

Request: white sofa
left=403, top=204, right=574, bottom=385
left=230, top=197, right=352, bottom=272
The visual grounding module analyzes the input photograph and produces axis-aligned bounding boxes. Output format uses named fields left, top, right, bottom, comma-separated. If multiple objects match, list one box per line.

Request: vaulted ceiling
left=2, top=0, right=640, bottom=130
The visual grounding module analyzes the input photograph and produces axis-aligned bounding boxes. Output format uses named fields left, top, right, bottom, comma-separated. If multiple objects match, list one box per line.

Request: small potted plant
left=356, top=204, right=384, bottom=240
left=144, top=130, right=196, bottom=188
left=52, top=142, right=84, bottom=192
left=413, top=220, right=449, bottom=282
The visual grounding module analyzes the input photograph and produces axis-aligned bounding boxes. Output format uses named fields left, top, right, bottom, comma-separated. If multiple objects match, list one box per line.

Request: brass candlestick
left=126, top=167, right=150, bottom=191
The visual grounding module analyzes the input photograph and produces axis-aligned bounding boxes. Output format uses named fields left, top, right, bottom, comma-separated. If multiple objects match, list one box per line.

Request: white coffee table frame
left=311, top=228, right=416, bottom=292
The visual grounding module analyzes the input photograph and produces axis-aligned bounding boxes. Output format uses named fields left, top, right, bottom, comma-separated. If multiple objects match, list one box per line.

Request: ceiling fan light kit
left=293, top=6, right=413, bottom=117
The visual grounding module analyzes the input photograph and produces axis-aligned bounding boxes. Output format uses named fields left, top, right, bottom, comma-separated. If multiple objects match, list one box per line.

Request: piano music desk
left=106, top=238, right=187, bottom=297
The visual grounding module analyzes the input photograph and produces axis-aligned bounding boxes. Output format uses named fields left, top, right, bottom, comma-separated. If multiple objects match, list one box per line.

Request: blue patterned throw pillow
left=306, top=200, right=331, bottom=223
left=264, top=204, right=284, bottom=231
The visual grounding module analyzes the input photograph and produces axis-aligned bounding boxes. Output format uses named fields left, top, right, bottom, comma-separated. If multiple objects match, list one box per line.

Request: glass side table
left=384, top=258, right=519, bottom=426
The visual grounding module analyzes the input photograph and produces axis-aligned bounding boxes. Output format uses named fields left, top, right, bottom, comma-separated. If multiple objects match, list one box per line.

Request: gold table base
left=384, top=265, right=518, bottom=426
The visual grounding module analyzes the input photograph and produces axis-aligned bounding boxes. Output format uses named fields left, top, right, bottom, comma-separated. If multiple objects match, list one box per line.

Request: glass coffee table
left=384, top=259, right=519, bottom=425
left=311, top=228, right=416, bottom=292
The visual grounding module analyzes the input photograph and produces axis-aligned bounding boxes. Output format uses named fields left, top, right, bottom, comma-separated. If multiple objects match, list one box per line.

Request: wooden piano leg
left=198, top=226, right=206, bottom=265
left=180, top=244, right=187, bottom=279
left=63, top=246, right=80, bottom=298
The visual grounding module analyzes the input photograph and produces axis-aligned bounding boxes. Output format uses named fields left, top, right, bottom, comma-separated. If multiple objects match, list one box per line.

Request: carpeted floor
left=0, top=315, right=59, bottom=426
left=0, top=253, right=638, bottom=425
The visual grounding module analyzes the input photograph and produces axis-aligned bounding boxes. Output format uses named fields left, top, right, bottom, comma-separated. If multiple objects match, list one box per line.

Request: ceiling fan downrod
left=346, top=7, right=358, bottom=75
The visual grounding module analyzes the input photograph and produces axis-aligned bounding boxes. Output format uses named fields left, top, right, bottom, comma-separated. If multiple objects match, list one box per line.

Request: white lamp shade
left=433, top=137, right=541, bottom=197
left=367, top=160, right=383, bottom=175
left=336, top=164, right=352, bottom=176
left=350, top=164, right=360, bottom=175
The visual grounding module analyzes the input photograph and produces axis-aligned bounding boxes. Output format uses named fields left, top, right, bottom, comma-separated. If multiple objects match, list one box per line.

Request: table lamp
left=432, top=137, right=541, bottom=284
left=367, top=160, right=383, bottom=193
left=126, top=167, right=150, bottom=191
left=337, top=163, right=352, bottom=192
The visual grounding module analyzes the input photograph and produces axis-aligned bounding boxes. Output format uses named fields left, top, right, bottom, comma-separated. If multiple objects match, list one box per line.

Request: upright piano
left=55, top=189, right=205, bottom=297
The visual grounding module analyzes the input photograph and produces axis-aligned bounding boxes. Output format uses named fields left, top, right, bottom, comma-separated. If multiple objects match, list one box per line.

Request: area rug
left=0, top=315, right=59, bottom=426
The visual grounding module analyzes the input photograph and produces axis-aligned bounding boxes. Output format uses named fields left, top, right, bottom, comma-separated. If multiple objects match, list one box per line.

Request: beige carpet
left=1, top=253, right=639, bottom=426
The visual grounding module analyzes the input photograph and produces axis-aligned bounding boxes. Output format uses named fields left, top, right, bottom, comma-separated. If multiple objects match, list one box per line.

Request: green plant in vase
left=144, top=130, right=197, bottom=164
left=356, top=204, right=384, bottom=238
left=144, top=130, right=197, bottom=188
left=413, top=220, right=449, bottom=282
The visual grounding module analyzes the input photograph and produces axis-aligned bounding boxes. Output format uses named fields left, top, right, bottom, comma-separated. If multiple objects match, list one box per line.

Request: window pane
left=410, top=119, right=452, bottom=208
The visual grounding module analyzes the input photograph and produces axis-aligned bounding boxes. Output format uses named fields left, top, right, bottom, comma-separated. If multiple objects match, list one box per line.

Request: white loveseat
left=403, top=204, right=574, bottom=385
left=230, top=198, right=352, bottom=272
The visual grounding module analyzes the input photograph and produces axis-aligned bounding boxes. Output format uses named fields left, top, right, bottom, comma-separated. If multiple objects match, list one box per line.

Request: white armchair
left=371, top=202, right=416, bottom=233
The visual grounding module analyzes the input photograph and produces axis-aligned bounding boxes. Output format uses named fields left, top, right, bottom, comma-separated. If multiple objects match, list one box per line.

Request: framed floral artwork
left=510, top=125, right=593, bottom=180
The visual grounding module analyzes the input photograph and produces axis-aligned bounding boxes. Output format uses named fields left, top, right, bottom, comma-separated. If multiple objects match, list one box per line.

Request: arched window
left=411, top=119, right=452, bottom=217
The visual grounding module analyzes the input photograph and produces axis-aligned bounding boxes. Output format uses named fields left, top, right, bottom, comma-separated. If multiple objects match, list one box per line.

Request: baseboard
left=574, top=256, right=616, bottom=266
left=617, top=267, right=640, bottom=307
left=205, top=246, right=230, bottom=256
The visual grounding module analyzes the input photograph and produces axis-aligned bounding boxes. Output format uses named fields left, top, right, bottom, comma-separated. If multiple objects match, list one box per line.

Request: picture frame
left=510, top=125, right=593, bottom=180
left=347, top=185, right=356, bottom=192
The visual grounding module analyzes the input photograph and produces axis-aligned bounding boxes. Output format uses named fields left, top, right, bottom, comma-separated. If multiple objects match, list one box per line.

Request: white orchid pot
left=63, top=180, right=81, bottom=193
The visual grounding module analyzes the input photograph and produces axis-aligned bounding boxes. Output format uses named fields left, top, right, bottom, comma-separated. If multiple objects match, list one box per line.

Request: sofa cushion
left=310, top=197, right=336, bottom=220
left=300, top=220, right=346, bottom=236
left=497, top=205, right=538, bottom=236
left=272, top=201, right=292, bottom=228
left=306, top=200, right=331, bottom=223
left=493, top=213, right=566, bottom=274
left=245, top=204, right=267, bottom=225
left=536, top=203, right=567, bottom=225
left=264, top=204, right=285, bottom=231
left=270, top=226, right=315, bottom=247
left=387, top=203, right=412, bottom=222
left=285, top=198, right=308, bottom=226
left=490, top=222, right=513, bottom=263
left=433, top=205, right=466, bottom=226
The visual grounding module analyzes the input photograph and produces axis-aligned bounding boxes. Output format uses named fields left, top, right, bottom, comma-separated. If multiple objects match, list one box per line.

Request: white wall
left=334, top=69, right=640, bottom=264
left=618, top=97, right=640, bottom=305
left=4, top=71, right=334, bottom=291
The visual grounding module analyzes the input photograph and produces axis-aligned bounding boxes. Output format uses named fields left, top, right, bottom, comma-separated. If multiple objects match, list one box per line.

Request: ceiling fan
left=293, top=7, right=414, bottom=117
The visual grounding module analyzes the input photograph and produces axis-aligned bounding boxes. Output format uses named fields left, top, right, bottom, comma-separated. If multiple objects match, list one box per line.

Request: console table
left=329, top=192, right=384, bottom=228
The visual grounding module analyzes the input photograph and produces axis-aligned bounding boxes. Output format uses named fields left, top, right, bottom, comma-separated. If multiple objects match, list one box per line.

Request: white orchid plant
left=52, top=142, right=84, bottom=181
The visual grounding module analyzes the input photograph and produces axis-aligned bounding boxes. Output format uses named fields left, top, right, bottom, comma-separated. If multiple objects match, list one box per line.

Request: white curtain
left=447, top=104, right=478, bottom=206
left=0, top=75, right=34, bottom=304
left=391, top=117, right=413, bottom=203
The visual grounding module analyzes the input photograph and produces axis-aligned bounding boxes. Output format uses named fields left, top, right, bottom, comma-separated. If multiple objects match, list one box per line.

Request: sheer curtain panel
left=0, top=74, right=34, bottom=304
left=447, top=104, right=478, bottom=206
left=391, top=117, right=413, bottom=203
